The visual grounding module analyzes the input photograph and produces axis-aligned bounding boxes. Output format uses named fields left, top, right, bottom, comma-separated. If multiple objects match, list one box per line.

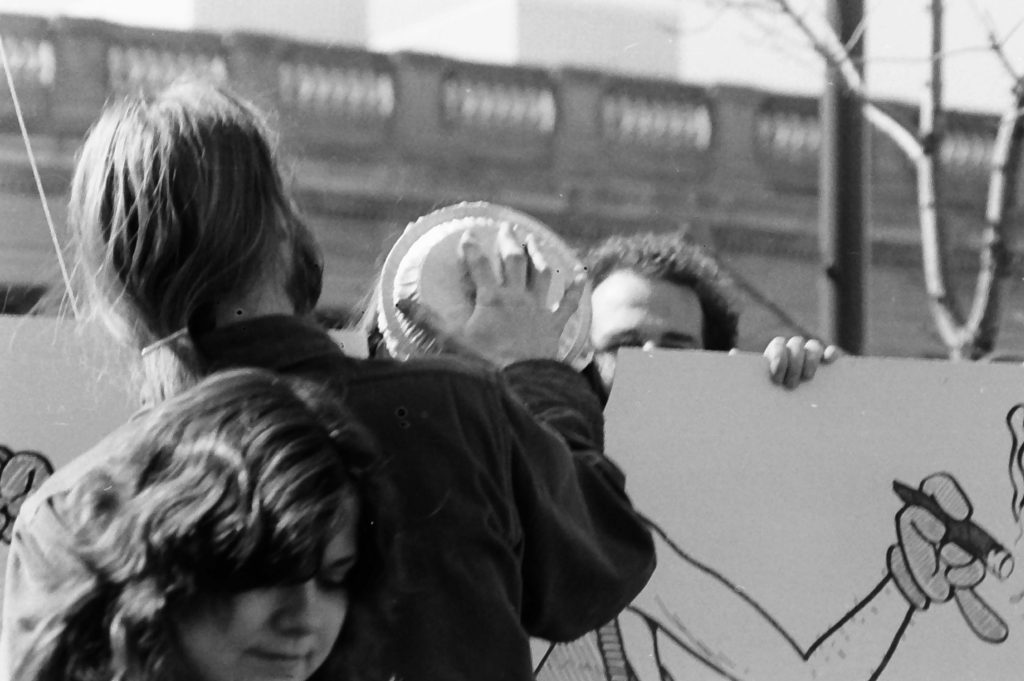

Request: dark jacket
left=1, top=315, right=655, bottom=681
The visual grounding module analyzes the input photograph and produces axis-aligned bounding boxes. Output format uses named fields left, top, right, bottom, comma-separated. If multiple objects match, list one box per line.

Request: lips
left=248, top=648, right=308, bottom=663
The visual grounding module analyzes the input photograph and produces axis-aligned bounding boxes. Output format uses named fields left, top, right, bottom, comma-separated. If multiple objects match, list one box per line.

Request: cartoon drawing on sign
left=1006, top=404, right=1024, bottom=532
left=536, top=471, right=1013, bottom=681
left=1003, top=404, right=1024, bottom=612
left=0, top=446, right=53, bottom=544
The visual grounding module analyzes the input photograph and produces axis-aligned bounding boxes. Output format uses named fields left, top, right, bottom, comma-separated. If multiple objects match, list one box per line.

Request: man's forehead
left=594, top=270, right=700, bottom=311
left=591, top=270, right=703, bottom=339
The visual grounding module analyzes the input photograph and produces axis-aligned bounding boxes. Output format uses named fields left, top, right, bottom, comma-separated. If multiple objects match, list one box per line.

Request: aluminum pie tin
left=377, top=202, right=593, bottom=369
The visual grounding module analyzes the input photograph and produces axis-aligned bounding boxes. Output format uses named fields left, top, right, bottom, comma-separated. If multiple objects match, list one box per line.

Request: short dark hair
left=31, top=368, right=389, bottom=681
left=585, top=232, right=740, bottom=351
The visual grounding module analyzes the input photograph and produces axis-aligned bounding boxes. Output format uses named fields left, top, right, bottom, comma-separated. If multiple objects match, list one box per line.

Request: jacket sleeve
left=499, top=359, right=655, bottom=641
left=0, top=492, right=97, bottom=680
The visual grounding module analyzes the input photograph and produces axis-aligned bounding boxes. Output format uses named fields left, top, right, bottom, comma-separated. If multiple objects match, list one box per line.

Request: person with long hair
left=18, top=368, right=386, bottom=681
left=1, top=81, right=655, bottom=681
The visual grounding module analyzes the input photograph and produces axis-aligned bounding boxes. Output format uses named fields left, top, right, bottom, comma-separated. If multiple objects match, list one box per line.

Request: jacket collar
left=194, top=314, right=351, bottom=374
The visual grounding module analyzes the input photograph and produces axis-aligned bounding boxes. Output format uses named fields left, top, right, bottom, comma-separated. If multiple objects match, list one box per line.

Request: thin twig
left=737, top=8, right=823, bottom=71
left=846, top=45, right=1009, bottom=67
left=1003, top=15, right=1024, bottom=44
left=768, top=0, right=866, bottom=96
left=843, top=14, right=868, bottom=54
left=964, top=0, right=1020, bottom=81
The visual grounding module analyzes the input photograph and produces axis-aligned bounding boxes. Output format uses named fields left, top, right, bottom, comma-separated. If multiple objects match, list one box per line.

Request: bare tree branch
left=761, top=0, right=921, bottom=160
left=843, top=14, right=868, bottom=55
left=965, top=96, right=1024, bottom=355
left=705, top=0, right=1024, bottom=359
left=918, top=0, right=969, bottom=356
left=854, top=46, right=1004, bottom=65
left=767, top=0, right=868, bottom=97
left=965, top=0, right=1021, bottom=82
left=736, top=8, right=823, bottom=71
left=1003, top=15, right=1024, bottom=44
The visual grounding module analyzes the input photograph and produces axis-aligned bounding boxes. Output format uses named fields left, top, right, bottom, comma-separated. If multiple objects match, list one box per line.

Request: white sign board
left=536, top=349, right=1024, bottom=681
left=0, top=315, right=135, bottom=613
left=7, top=317, right=1024, bottom=679
left=0, top=316, right=368, bottom=617
left=0, top=314, right=135, bottom=512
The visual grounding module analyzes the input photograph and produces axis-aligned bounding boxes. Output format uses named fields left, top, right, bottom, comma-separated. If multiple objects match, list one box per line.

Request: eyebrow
left=597, top=330, right=645, bottom=350
left=658, top=332, right=699, bottom=347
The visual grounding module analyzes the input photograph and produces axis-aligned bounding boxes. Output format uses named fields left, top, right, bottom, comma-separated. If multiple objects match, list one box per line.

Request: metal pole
left=819, top=0, right=868, bottom=354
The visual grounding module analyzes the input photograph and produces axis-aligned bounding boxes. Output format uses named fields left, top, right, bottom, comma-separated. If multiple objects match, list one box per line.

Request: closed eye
left=317, top=554, right=357, bottom=589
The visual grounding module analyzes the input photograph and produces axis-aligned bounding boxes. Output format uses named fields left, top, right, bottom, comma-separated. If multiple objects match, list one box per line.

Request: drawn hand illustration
left=887, top=472, right=1009, bottom=643
left=536, top=470, right=1015, bottom=681
left=0, top=445, right=54, bottom=543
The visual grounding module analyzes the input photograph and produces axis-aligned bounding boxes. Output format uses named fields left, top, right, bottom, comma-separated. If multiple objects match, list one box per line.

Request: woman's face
left=174, top=520, right=359, bottom=681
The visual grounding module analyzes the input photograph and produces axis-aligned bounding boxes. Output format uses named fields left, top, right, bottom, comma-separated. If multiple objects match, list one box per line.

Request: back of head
left=585, top=231, right=740, bottom=351
left=68, top=81, right=323, bottom=402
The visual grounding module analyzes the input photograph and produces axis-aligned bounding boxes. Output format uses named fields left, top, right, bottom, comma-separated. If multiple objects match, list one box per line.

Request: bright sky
left=0, top=0, right=195, bottom=27
left=679, top=0, right=1024, bottom=113
left=2, top=0, right=1021, bottom=112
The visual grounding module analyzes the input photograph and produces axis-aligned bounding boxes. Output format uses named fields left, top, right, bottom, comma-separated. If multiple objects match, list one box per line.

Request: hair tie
left=140, top=328, right=190, bottom=358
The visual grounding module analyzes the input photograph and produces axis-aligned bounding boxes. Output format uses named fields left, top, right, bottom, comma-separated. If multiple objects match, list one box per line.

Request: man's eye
left=609, top=338, right=644, bottom=350
left=659, top=338, right=699, bottom=350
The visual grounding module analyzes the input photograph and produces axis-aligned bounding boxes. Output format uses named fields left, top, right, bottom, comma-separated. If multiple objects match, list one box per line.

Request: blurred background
left=2, top=0, right=1024, bottom=359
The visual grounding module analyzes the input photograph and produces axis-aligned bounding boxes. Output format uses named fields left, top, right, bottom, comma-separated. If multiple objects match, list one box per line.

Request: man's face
left=590, top=269, right=704, bottom=389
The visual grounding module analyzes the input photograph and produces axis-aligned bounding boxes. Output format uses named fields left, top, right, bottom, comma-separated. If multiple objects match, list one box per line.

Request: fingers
left=451, top=224, right=583, bottom=365
left=822, top=344, right=842, bottom=364
left=897, top=505, right=952, bottom=602
left=920, top=473, right=973, bottom=521
left=764, top=336, right=788, bottom=385
left=800, top=338, right=825, bottom=382
left=890, top=474, right=1009, bottom=643
left=554, top=266, right=587, bottom=328
left=945, top=561, right=986, bottom=589
left=524, top=233, right=553, bottom=298
left=953, top=589, right=1009, bottom=643
left=763, top=336, right=829, bottom=388
left=887, top=544, right=930, bottom=609
left=459, top=233, right=499, bottom=300
left=940, top=541, right=975, bottom=568
left=465, top=225, right=557, bottom=304
left=496, top=222, right=528, bottom=290
left=782, top=336, right=807, bottom=388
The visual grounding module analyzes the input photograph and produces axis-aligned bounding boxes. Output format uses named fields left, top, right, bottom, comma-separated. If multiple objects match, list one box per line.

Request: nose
left=272, top=581, right=320, bottom=634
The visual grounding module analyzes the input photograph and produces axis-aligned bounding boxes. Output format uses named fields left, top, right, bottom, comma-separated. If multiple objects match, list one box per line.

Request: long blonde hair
left=68, top=81, right=323, bottom=404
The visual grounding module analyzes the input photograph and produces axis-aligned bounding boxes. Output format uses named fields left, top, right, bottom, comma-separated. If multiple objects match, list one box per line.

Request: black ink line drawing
left=1005, top=404, right=1024, bottom=527
left=0, top=445, right=54, bottom=544
left=535, top=466, right=1014, bottom=681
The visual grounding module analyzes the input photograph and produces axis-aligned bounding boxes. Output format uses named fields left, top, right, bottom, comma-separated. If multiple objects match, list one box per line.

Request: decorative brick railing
left=0, top=12, right=1015, bottom=222
left=442, top=70, right=556, bottom=135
